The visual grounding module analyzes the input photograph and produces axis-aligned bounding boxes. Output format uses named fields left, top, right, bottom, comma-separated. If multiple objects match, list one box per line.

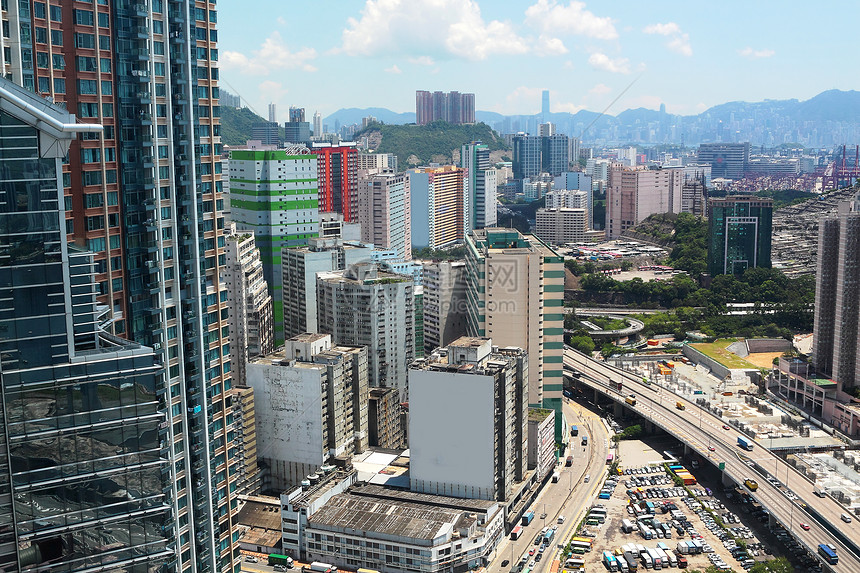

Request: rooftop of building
left=307, top=485, right=498, bottom=541
left=317, top=263, right=411, bottom=285
left=449, top=336, right=490, bottom=348
left=236, top=495, right=282, bottom=531
left=286, top=467, right=357, bottom=510
left=468, top=228, right=560, bottom=258
left=289, top=332, right=330, bottom=344
left=528, top=408, right=554, bottom=422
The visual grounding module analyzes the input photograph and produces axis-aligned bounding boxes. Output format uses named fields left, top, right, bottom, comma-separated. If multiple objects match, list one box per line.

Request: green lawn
left=691, top=339, right=759, bottom=370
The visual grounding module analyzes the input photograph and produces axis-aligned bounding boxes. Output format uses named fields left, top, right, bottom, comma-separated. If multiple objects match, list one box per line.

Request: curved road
left=564, top=347, right=860, bottom=573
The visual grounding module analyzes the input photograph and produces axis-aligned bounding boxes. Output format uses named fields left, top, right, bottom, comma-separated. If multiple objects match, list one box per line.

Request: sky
left=217, top=0, right=860, bottom=123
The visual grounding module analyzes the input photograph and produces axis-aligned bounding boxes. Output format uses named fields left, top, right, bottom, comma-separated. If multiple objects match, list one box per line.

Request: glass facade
left=707, top=197, right=773, bottom=276
left=0, top=100, right=171, bottom=572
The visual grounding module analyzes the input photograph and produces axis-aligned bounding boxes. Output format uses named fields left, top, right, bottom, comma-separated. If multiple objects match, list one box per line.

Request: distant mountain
left=224, top=89, right=860, bottom=148
left=323, top=107, right=415, bottom=127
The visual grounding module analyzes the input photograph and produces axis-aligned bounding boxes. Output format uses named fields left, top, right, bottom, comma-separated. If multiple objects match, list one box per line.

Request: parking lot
left=561, top=456, right=775, bottom=572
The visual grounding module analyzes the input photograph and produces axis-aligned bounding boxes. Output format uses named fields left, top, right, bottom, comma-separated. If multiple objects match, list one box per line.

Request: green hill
left=220, top=106, right=287, bottom=146
left=355, top=121, right=509, bottom=167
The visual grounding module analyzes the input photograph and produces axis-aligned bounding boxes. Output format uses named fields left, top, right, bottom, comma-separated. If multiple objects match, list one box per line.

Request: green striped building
left=230, top=148, right=320, bottom=343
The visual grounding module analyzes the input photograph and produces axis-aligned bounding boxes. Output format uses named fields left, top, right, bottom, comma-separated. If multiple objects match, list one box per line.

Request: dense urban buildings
left=317, top=263, right=416, bottom=398
left=465, top=229, right=566, bottom=440
left=230, top=148, right=320, bottom=343
left=606, top=164, right=683, bottom=238
left=247, top=334, right=368, bottom=490
left=461, top=141, right=499, bottom=230
left=422, top=261, right=469, bottom=354
left=1, top=1, right=241, bottom=568
left=409, top=338, right=528, bottom=501
left=0, top=77, right=175, bottom=573
left=357, top=171, right=412, bottom=260
left=223, top=224, right=275, bottom=386
left=552, top=172, right=594, bottom=227
left=697, top=142, right=750, bottom=180
left=415, top=90, right=476, bottom=125
left=312, top=142, right=359, bottom=222
left=409, top=165, right=467, bottom=248
left=282, top=238, right=373, bottom=340
left=813, top=196, right=860, bottom=394
left=706, top=196, right=773, bottom=276
left=535, top=207, right=589, bottom=245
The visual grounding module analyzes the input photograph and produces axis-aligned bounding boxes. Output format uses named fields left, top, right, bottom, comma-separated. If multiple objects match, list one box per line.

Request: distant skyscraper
left=606, top=164, right=683, bottom=238
left=312, top=142, right=360, bottom=222
left=357, top=172, right=412, bottom=260
left=313, top=110, right=323, bottom=137
left=814, top=196, right=860, bottom=394
left=290, top=106, right=306, bottom=122
left=415, top=90, right=476, bottom=125
left=539, top=122, right=555, bottom=137
left=461, top=142, right=499, bottom=231
left=230, top=148, right=321, bottom=343
left=707, top=196, right=773, bottom=276
left=542, top=90, right=550, bottom=117
left=465, top=229, right=565, bottom=440
left=512, top=135, right=542, bottom=180
left=697, top=143, right=750, bottom=180
left=541, top=134, right=570, bottom=176
left=317, top=264, right=415, bottom=398
left=252, top=121, right=280, bottom=146
left=269, top=102, right=278, bottom=122
left=409, top=165, right=467, bottom=248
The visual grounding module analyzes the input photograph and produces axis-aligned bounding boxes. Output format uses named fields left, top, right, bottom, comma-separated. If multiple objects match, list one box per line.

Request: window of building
left=49, top=4, right=61, bottom=22
left=74, top=9, right=94, bottom=26
left=74, top=33, right=95, bottom=49
left=53, top=78, right=65, bottom=93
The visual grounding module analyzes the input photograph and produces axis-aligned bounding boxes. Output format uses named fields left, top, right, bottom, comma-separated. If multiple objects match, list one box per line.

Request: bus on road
left=606, top=453, right=614, bottom=465
left=511, top=526, right=522, bottom=540
left=818, top=544, right=838, bottom=565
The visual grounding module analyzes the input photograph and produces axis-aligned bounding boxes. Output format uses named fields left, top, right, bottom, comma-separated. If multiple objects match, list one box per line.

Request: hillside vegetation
left=355, top=121, right=508, bottom=167
left=221, top=106, right=286, bottom=146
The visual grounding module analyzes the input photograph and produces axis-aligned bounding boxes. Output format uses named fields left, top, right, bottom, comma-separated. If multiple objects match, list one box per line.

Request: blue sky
left=218, top=0, right=859, bottom=122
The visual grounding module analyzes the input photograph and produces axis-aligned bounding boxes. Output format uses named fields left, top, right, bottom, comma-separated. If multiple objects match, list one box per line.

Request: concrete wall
left=745, top=338, right=791, bottom=354
left=409, top=369, right=495, bottom=500
left=682, top=345, right=731, bottom=381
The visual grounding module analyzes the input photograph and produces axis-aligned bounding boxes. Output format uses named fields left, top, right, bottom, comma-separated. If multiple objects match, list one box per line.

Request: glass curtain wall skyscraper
left=1, top=2, right=239, bottom=572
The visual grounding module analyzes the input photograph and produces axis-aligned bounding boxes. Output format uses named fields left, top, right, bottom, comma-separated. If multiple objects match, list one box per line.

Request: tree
left=567, top=335, right=595, bottom=355
left=748, top=557, right=794, bottom=573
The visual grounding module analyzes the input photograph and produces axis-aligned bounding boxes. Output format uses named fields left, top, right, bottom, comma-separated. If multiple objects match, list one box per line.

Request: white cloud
left=588, top=52, right=630, bottom=74
left=589, top=83, right=612, bottom=96
left=408, top=56, right=436, bottom=66
left=340, top=0, right=527, bottom=61
left=534, top=35, right=569, bottom=56
left=643, top=22, right=691, bottom=56
left=276, top=16, right=287, bottom=26
left=222, top=32, right=317, bottom=74
left=384, top=64, right=402, bottom=74
left=738, top=47, right=775, bottom=59
left=525, top=0, right=617, bottom=40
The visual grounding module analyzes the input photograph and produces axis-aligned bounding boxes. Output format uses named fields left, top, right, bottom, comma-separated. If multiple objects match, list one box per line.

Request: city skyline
left=218, top=0, right=859, bottom=121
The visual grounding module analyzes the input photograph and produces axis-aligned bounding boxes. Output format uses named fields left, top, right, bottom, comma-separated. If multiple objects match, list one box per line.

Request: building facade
left=230, top=148, right=320, bottom=343
left=368, top=387, right=405, bottom=449
left=541, top=134, right=570, bottom=176
left=422, top=261, right=468, bottom=354
left=233, top=385, right=262, bottom=496
left=0, top=77, right=175, bottom=573
left=409, top=338, right=528, bottom=501
left=252, top=122, right=280, bottom=146
left=527, top=408, right=557, bottom=481
left=317, top=264, right=415, bottom=398
left=281, top=238, right=373, bottom=340
left=465, top=229, right=566, bottom=441
left=357, top=171, right=412, bottom=260
left=534, top=208, right=589, bottom=245
left=0, top=0, right=242, bottom=567
left=461, top=141, right=498, bottom=231
left=606, top=164, right=683, bottom=238
left=223, top=224, right=274, bottom=386
left=247, top=334, right=368, bottom=490
left=415, top=90, right=475, bottom=125
left=312, top=142, right=359, bottom=222
left=357, top=152, right=398, bottom=174
left=512, top=135, right=542, bottom=181
left=409, top=165, right=466, bottom=249
left=552, top=173, right=593, bottom=227
left=697, top=143, right=750, bottom=180
left=706, top=196, right=773, bottom=276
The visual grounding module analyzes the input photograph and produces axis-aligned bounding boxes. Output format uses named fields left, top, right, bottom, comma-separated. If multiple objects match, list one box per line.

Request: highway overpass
left=563, top=347, right=860, bottom=573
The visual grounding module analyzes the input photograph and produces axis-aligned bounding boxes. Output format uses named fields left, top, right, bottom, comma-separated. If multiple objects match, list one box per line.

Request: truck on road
left=581, top=435, right=588, bottom=446
left=522, top=511, right=535, bottom=525
left=625, top=395, right=637, bottom=406
left=552, top=472, right=560, bottom=483
left=307, top=563, right=335, bottom=573
left=612, top=381, right=623, bottom=392
left=675, top=402, right=685, bottom=410
left=737, top=437, right=753, bottom=451
left=565, top=455, right=573, bottom=467
left=744, top=479, right=758, bottom=492
left=570, top=425, right=579, bottom=436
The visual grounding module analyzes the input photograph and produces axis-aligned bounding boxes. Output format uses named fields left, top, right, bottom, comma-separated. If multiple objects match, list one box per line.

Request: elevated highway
left=564, top=347, right=860, bottom=572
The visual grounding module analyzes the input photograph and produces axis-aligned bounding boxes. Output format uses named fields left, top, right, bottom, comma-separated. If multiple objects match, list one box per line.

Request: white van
left=842, top=513, right=852, bottom=523
left=584, top=475, right=590, bottom=483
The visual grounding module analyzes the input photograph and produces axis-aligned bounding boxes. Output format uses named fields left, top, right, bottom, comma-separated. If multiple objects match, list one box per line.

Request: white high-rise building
left=223, top=224, right=274, bottom=386
left=247, top=333, right=369, bottom=490
left=422, top=260, right=468, bottom=354
left=317, top=263, right=415, bottom=398
left=461, top=142, right=498, bottom=231
left=313, top=110, right=322, bottom=138
left=409, top=337, right=528, bottom=501
left=534, top=208, right=589, bottom=245
left=282, top=238, right=373, bottom=340
left=269, top=102, right=278, bottom=122
left=606, top=164, right=683, bottom=238
left=357, top=172, right=412, bottom=260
